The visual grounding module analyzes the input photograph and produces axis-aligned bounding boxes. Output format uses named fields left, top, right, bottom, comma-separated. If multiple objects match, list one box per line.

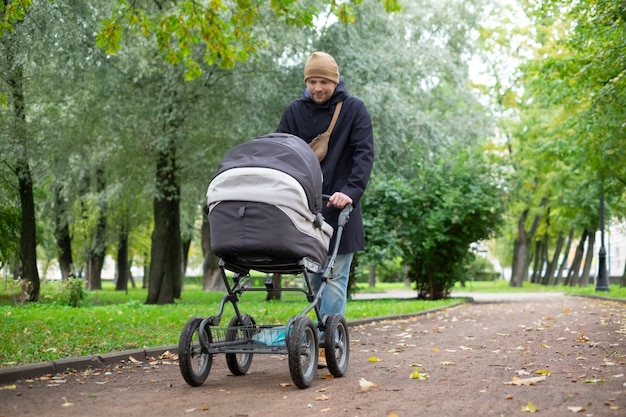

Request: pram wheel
left=179, top=317, right=213, bottom=387
left=287, top=316, right=318, bottom=389
left=225, top=314, right=255, bottom=375
left=323, top=314, right=349, bottom=377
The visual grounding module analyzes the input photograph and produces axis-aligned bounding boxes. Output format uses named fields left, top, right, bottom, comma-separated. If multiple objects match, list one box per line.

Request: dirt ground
left=1, top=294, right=625, bottom=417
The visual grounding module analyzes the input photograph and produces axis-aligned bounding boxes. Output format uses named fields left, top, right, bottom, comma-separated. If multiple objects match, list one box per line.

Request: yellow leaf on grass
left=520, top=401, right=537, bottom=412
left=368, top=356, right=381, bottom=362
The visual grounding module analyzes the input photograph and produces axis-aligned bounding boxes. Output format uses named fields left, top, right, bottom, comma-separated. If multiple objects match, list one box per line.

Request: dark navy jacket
left=276, top=79, right=374, bottom=254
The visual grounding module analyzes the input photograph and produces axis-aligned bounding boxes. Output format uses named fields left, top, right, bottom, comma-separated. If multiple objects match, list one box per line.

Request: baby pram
left=178, top=133, right=352, bottom=389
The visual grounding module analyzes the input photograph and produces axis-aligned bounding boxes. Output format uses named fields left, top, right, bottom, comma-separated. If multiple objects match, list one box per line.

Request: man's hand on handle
left=327, top=192, right=353, bottom=209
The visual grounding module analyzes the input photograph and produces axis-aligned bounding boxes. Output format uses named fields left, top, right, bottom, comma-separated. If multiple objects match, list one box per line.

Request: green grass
left=1, top=277, right=623, bottom=369
left=453, top=279, right=626, bottom=298
left=0, top=279, right=458, bottom=368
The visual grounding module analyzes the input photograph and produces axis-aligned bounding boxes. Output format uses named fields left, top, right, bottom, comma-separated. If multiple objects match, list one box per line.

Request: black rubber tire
left=178, top=317, right=212, bottom=387
left=287, top=316, right=318, bottom=389
left=225, top=314, right=255, bottom=376
left=324, top=314, right=349, bottom=377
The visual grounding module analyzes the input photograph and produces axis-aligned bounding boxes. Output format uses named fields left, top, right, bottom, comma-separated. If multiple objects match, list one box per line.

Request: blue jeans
left=311, top=253, right=354, bottom=317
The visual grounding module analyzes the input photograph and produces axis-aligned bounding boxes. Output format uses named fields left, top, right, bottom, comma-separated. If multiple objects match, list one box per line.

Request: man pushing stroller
left=277, top=51, right=375, bottom=366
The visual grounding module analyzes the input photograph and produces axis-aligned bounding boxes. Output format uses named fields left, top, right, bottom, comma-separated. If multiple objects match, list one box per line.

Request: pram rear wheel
left=287, top=316, right=318, bottom=389
left=225, top=314, right=255, bottom=376
left=179, top=317, right=213, bottom=387
left=323, top=314, right=349, bottom=377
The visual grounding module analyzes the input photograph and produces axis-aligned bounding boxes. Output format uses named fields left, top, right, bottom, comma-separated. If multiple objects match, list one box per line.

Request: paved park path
left=1, top=292, right=625, bottom=417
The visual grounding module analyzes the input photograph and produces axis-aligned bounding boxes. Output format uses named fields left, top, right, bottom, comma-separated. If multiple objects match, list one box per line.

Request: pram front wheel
left=179, top=317, right=213, bottom=387
left=323, top=314, right=349, bottom=377
left=287, top=316, right=318, bottom=389
left=225, top=314, right=255, bottom=376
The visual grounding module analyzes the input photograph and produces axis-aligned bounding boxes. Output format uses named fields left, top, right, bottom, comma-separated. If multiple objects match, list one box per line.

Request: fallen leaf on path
left=128, top=355, right=141, bottom=363
left=368, top=356, right=381, bottom=362
left=410, top=369, right=429, bottom=380
left=567, top=406, right=586, bottom=413
left=536, top=369, right=551, bottom=376
left=61, top=397, right=73, bottom=407
left=582, top=378, right=605, bottom=383
left=359, top=377, right=377, bottom=392
left=520, top=401, right=537, bottom=412
left=504, top=376, right=546, bottom=386
left=440, top=361, right=455, bottom=366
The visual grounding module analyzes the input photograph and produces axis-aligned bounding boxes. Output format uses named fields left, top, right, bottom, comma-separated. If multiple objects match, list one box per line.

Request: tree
left=365, top=146, right=504, bottom=299
left=1, top=1, right=42, bottom=300
left=94, top=0, right=401, bottom=304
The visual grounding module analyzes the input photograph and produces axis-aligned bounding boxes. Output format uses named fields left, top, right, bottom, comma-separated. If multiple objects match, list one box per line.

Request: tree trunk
left=510, top=209, right=529, bottom=287
left=86, top=166, right=106, bottom=291
left=545, top=232, right=564, bottom=285
left=565, top=229, right=587, bottom=287
left=142, top=252, right=149, bottom=289
left=579, top=231, right=594, bottom=287
left=530, top=240, right=542, bottom=284
left=556, top=229, right=574, bottom=284
left=201, top=204, right=223, bottom=291
left=17, top=158, right=40, bottom=301
left=7, top=50, right=40, bottom=301
left=368, top=263, right=376, bottom=287
left=266, top=273, right=282, bottom=301
left=115, top=226, right=129, bottom=292
left=146, top=142, right=183, bottom=304
left=53, top=181, right=73, bottom=280
left=182, top=238, right=191, bottom=279
left=510, top=200, right=547, bottom=288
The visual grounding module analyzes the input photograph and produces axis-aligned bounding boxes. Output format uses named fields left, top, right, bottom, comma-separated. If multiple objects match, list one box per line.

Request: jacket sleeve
left=341, top=100, right=374, bottom=206
left=276, top=103, right=298, bottom=136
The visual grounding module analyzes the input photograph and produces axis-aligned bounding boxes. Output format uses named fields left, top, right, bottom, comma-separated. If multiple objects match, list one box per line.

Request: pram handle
left=321, top=193, right=353, bottom=227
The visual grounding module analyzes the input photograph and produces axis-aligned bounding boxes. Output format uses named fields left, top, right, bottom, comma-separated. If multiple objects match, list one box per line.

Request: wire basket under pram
left=178, top=133, right=352, bottom=389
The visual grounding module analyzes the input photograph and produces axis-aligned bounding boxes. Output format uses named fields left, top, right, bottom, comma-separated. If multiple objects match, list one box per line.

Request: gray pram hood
left=206, top=133, right=333, bottom=267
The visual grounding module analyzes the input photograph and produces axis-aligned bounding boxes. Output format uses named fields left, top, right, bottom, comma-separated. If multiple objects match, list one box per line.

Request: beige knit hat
left=303, top=52, right=340, bottom=84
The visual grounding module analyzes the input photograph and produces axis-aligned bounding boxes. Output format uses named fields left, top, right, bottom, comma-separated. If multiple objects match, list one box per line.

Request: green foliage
left=364, top=145, right=505, bottom=299
left=60, top=277, right=85, bottom=307
left=0, top=205, right=20, bottom=266
left=0, top=0, right=33, bottom=38
left=464, top=254, right=498, bottom=281
left=97, top=0, right=401, bottom=79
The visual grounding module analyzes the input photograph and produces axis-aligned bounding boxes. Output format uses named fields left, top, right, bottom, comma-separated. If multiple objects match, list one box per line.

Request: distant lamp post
left=596, top=195, right=610, bottom=292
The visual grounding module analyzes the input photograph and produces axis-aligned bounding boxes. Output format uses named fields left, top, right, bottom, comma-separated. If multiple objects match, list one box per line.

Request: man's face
left=306, top=78, right=337, bottom=104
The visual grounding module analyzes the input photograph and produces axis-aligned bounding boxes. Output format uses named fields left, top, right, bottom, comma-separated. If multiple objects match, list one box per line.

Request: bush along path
left=1, top=293, right=625, bottom=417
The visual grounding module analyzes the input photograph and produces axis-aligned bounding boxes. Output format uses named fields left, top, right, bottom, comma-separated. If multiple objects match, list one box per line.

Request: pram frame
left=178, top=199, right=352, bottom=389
